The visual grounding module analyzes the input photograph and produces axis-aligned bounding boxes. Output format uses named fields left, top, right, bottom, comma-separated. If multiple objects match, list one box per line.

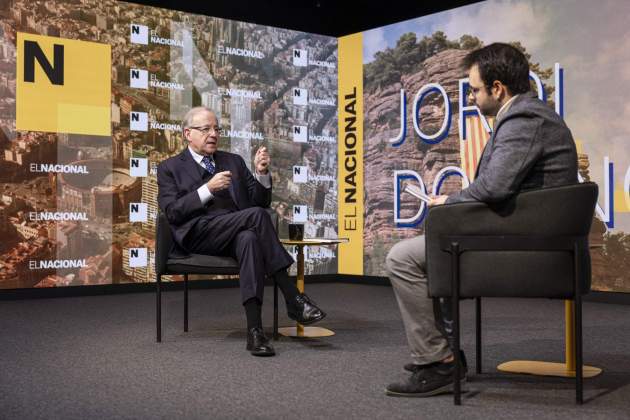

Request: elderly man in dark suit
left=157, top=106, right=325, bottom=357
left=385, top=43, right=579, bottom=396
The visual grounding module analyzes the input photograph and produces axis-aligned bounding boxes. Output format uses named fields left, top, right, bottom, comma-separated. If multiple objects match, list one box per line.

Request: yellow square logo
left=16, top=33, right=111, bottom=136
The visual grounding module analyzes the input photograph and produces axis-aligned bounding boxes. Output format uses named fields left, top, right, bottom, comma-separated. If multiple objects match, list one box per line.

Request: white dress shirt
left=496, top=94, right=520, bottom=122
left=188, top=146, right=271, bottom=205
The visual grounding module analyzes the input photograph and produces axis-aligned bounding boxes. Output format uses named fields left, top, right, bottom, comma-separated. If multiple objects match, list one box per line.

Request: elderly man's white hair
left=181, top=106, right=217, bottom=132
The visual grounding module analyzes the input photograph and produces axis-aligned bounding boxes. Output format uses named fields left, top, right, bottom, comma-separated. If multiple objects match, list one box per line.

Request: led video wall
left=0, top=0, right=338, bottom=288
left=337, top=0, right=630, bottom=292
left=2, top=0, right=629, bottom=293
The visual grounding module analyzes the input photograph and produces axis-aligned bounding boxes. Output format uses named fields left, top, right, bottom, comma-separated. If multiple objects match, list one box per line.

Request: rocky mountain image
left=362, top=43, right=618, bottom=287
left=363, top=48, right=468, bottom=275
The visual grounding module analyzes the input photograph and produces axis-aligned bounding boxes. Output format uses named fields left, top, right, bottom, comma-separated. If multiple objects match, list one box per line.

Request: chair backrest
left=426, top=182, right=599, bottom=298
left=155, top=212, right=174, bottom=276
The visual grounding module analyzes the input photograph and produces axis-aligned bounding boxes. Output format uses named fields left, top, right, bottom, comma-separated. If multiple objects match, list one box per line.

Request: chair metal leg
left=575, top=294, right=583, bottom=404
left=574, top=245, right=583, bottom=404
left=476, top=297, right=482, bottom=374
left=157, top=274, right=162, bottom=343
left=184, top=274, right=189, bottom=333
left=451, top=242, right=461, bottom=405
left=273, top=282, right=279, bottom=340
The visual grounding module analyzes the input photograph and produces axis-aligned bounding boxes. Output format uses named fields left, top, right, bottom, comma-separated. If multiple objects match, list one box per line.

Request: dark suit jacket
left=157, top=148, right=271, bottom=252
left=447, top=91, right=578, bottom=204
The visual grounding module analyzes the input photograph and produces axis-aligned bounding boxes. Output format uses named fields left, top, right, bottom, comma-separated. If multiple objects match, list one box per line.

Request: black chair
left=155, top=209, right=279, bottom=342
left=426, top=182, right=598, bottom=405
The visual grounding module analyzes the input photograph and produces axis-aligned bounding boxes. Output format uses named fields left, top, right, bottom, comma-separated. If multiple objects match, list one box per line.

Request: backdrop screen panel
left=2, top=0, right=629, bottom=293
left=353, top=0, right=630, bottom=292
left=0, top=0, right=338, bottom=288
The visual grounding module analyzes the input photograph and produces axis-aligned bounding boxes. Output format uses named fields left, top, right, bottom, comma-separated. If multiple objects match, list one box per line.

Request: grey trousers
left=386, top=235, right=452, bottom=365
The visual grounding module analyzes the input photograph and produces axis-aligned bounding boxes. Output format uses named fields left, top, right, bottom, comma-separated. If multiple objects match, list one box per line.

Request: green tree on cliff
left=364, top=32, right=553, bottom=96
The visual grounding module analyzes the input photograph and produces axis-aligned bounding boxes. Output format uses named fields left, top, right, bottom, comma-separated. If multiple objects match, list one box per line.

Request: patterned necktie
left=201, top=156, right=215, bottom=176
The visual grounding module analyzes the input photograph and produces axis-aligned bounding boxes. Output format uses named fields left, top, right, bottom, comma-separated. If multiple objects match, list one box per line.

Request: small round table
left=279, top=238, right=348, bottom=338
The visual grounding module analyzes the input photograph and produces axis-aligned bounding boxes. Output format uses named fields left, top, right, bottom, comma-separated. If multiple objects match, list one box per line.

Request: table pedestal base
left=497, top=360, right=602, bottom=378
left=278, top=326, right=335, bottom=338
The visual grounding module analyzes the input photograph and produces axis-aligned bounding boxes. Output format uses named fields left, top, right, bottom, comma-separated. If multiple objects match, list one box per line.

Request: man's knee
left=385, top=237, right=425, bottom=277
left=236, top=229, right=258, bottom=247
left=386, top=241, right=409, bottom=274
left=252, top=206, right=268, bottom=217
left=246, top=207, right=271, bottom=223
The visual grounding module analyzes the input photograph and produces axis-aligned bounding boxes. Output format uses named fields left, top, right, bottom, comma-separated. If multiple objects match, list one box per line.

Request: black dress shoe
left=404, top=350, right=468, bottom=373
left=246, top=327, right=275, bottom=357
left=286, top=293, right=326, bottom=325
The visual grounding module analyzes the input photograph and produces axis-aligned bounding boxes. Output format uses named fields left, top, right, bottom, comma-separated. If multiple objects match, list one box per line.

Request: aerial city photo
left=0, top=0, right=339, bottom=289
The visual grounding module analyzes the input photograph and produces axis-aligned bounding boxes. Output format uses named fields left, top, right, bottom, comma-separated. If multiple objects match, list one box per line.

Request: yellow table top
left=280, top=238, right=349, bottom=246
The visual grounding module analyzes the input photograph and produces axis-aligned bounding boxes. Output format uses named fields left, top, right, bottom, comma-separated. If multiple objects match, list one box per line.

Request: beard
left=477, top=100, right=501, bottom=117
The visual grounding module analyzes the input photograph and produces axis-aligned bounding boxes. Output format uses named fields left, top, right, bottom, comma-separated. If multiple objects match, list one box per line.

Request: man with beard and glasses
left=385, top=43, right=578, bottom=397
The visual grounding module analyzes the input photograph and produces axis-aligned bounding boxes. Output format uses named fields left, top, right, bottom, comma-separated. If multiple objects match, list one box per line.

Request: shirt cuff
left=197, top=184, right=213, bottom=205
left=255, top=172, right=271, bottom=189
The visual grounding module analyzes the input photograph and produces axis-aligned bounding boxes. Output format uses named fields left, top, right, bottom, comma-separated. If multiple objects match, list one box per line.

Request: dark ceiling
left=126, top=0, right=484, bottom=37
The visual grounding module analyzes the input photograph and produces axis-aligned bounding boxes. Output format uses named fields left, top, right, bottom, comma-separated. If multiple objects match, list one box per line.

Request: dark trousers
left=187, top=207, right=294, bottom=303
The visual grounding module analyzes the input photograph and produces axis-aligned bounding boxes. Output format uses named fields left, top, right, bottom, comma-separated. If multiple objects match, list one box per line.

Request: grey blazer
left=447, top=91, right=578, bottom=204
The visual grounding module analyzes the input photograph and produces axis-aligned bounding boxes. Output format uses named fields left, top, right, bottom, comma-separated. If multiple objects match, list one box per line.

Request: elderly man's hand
left=254, top=146, right=270, bottom=175
left=206, top=171, right=232, bottom=193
